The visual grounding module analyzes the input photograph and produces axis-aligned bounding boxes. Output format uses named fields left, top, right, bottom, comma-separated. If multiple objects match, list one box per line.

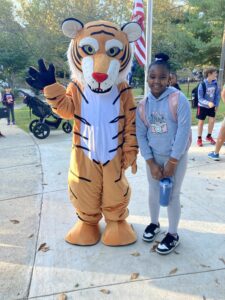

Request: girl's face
left=147, top=65, right=170, bottom=98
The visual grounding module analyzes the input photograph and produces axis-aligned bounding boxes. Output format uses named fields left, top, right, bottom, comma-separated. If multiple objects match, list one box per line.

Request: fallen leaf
left=174, top=250, right=180, bottom=255
left=150, top=241, right=160, bottom=252
left=215, top=278, right=220, bottom=285
left=74, top=283, right=79, bottom=288
left=100, top=289, right=110, bottom=294
left=42, top=183, right=48, bottom=185
left=131, top=251, right=140, bottom=257
left=190, top=158, right=196, bottom=161
left=28, top=234, right=34, bottom=238
left=37, top=243, right=50, bottom=252
left=10, top=219, right=20, bottom=224
left=200, top=264, right=210, bottom=268
left=169, top=268, right=178, bottom=275
left=206, top=188, right=214, bottom=191
left=219, top=257, right=225, bottom=265
left=57, top=172, right=61, bottom=175
left=57, top=293, right=67, bottom=300
left=130, top=272, right=139, bottom=280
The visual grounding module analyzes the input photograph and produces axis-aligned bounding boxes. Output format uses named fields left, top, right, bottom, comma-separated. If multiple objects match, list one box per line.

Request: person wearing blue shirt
left=196, top=67, right=220, bottom=147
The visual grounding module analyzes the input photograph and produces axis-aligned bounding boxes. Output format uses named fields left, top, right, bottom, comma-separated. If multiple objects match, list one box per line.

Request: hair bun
left=155, top=53, right=169, bottom=62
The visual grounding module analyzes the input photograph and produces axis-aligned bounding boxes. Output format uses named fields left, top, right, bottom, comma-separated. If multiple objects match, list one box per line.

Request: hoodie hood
left=148, top=86, right=178, bottom=102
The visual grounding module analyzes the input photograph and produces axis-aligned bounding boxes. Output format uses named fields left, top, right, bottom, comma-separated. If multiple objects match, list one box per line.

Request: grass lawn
left=15, top=83, right=225, bottom=133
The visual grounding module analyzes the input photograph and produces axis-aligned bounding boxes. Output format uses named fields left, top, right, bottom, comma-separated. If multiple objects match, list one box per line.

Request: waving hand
left=26, top=59, right=56, bottom=90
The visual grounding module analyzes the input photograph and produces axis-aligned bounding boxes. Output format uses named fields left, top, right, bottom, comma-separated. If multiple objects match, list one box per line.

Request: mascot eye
left=107, top=47, right=121, bottom=57
left=82, top=45, right=96, bottom=55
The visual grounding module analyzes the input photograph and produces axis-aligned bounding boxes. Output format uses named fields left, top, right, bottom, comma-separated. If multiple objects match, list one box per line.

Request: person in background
left=3, top=87, right=16, bottom=125
left=136, top=53, right=191, bottom=255
left=169, top=72, right=181, bottom=90
left=208, top=84, right=225, bottom=160
left=196, top=67, right=220, bottom=147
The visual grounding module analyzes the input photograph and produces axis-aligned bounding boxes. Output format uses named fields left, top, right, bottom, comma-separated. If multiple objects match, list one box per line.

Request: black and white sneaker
left=142, top=223, right=160, bottom=242
left=156, top=233, right=180, bottom=255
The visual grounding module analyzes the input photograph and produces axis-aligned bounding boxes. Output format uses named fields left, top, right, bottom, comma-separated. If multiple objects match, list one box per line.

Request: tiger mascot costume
left=26, top=18, right=142, bottom=246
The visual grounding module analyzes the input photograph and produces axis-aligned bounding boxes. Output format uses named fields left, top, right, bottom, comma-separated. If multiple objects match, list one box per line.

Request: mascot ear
left=121, top=22, right=142, bottom=43
left=62, top=18, right=84, bottom=38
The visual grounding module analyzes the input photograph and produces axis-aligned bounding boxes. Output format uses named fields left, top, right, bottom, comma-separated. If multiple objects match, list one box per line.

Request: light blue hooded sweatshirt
left=198, top=79, right=220, bottom=108
left=136, top=87, right=191, bottom=161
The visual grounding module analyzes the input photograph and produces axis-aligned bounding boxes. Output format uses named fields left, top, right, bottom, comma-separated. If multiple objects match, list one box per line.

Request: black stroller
left=19, top=91, right=72, bottom=139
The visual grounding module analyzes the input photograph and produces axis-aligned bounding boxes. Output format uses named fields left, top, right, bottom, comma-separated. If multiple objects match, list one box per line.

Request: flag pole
left=144, top=0, right=153, bottom=97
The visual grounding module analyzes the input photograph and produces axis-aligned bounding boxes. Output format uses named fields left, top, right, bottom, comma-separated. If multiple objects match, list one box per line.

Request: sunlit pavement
left=0, top=119, right=225, bottom=300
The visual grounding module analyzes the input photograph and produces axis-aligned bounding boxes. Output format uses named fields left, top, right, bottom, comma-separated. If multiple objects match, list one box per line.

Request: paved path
left=0, top=119, right=225, bottom=300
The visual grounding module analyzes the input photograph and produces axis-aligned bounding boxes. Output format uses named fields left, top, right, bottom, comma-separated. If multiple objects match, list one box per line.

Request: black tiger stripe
left=103, top=160, right=110, bottom=166
left=120, top=44, right=127, bottom=62
left=91, top=30, right=115, bottom=36
left=93, top=159, right=100, bottom=164
left=120, top=51, right=131, bottom=72
left=109, top=142, right=124, bottom=153
left=74, top=132, right=88, bottom=140
left=109, top=115, right=125, bottom=123
left=87, top=24, right=118, bottom=31
left=130, top=133, right=136, bottom=136
left=70, top=169, right=91, bottom=182
left=113, top=87, right=132, bottom=105
left=46, top=97, right=57, bottom=100
left=51, top=107, right=57, bottom=110
left=129, top=107, right=137, bottom=111
left=120, top=49, right=131, bottom=68
left=112, top=129, right=125, bottom=139
left=74, top=42, right=82, bottom=60
left=124, top=186, right=129, bottom=197
left=71, top=49, right=83, bottom=72
left=131, top=145, right=139, bottom=148
left=74, top=144, right=90, bottom=151
left=115, top=170, right=122, bottom=182
left=69, top=186, right=77, bottom=199
left=74, top=114, right=91, bottom=125
left=72, top=82, right=89, bottom=104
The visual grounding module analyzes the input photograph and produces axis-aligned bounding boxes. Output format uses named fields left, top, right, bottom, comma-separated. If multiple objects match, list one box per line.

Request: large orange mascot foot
left=101, top=220, right=137, bottom=246
left=65, top=220, right=101, bottom=246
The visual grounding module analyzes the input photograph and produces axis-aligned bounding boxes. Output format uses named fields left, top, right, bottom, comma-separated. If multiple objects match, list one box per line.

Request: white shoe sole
left=142, top=228, right=160, bottom=243
left=156, top=240, right=180, bottom=255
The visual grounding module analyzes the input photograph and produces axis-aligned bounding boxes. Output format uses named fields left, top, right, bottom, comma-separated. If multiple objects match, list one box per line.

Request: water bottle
left=159, top=177, right=173, bottom=207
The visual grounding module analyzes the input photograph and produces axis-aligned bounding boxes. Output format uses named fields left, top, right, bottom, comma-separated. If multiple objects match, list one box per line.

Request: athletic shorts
left=196, top=106, right=216, bottom=120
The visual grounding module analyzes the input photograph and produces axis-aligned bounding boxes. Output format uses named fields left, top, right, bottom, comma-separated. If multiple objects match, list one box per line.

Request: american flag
left=131, top=0, right=146, bottom=66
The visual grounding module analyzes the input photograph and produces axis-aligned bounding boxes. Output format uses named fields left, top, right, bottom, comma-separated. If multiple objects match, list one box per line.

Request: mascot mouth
left=89, top=84, right=112, bottom=94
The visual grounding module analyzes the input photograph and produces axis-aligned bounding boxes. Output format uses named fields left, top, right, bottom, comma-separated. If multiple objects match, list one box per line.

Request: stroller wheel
left=62, top=121, right=72, bottom=133
left=29, top=119, right=39, bottom=133
left=33, top=123, right=50, bottom=139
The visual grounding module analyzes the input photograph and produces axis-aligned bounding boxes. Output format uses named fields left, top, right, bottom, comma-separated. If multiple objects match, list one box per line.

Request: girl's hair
left=148, top=53, right=170, bottom=73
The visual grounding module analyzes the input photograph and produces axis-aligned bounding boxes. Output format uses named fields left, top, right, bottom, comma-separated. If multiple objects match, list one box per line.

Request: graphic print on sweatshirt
left=206, top=87, right=216, bottom=99
left=150, top=112, right=168, bottom=134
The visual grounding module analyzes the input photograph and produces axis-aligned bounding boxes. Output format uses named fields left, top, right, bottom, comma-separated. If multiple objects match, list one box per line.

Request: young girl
left=136, top=53, right=191, bottom=254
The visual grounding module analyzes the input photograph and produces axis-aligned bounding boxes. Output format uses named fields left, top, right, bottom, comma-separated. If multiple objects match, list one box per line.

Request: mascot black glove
left=26, top=59, right=56, bottom=90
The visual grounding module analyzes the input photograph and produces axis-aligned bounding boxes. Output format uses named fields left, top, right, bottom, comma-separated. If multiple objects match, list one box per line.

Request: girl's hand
left=163, top=159, right=178, bottom=178
left=147, top=159, right=163, bottom=180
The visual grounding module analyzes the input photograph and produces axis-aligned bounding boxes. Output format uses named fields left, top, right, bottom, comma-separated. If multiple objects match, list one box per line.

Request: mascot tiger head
left=62, top=18, right=142, bottom=93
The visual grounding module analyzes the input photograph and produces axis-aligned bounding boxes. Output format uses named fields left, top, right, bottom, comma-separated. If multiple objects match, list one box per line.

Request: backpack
left=191, top=81, right=206, bottom=109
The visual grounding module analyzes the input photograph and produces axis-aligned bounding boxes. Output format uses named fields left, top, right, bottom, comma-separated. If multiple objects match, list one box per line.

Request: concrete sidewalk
left=0, top=119, right=225, bottom=300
